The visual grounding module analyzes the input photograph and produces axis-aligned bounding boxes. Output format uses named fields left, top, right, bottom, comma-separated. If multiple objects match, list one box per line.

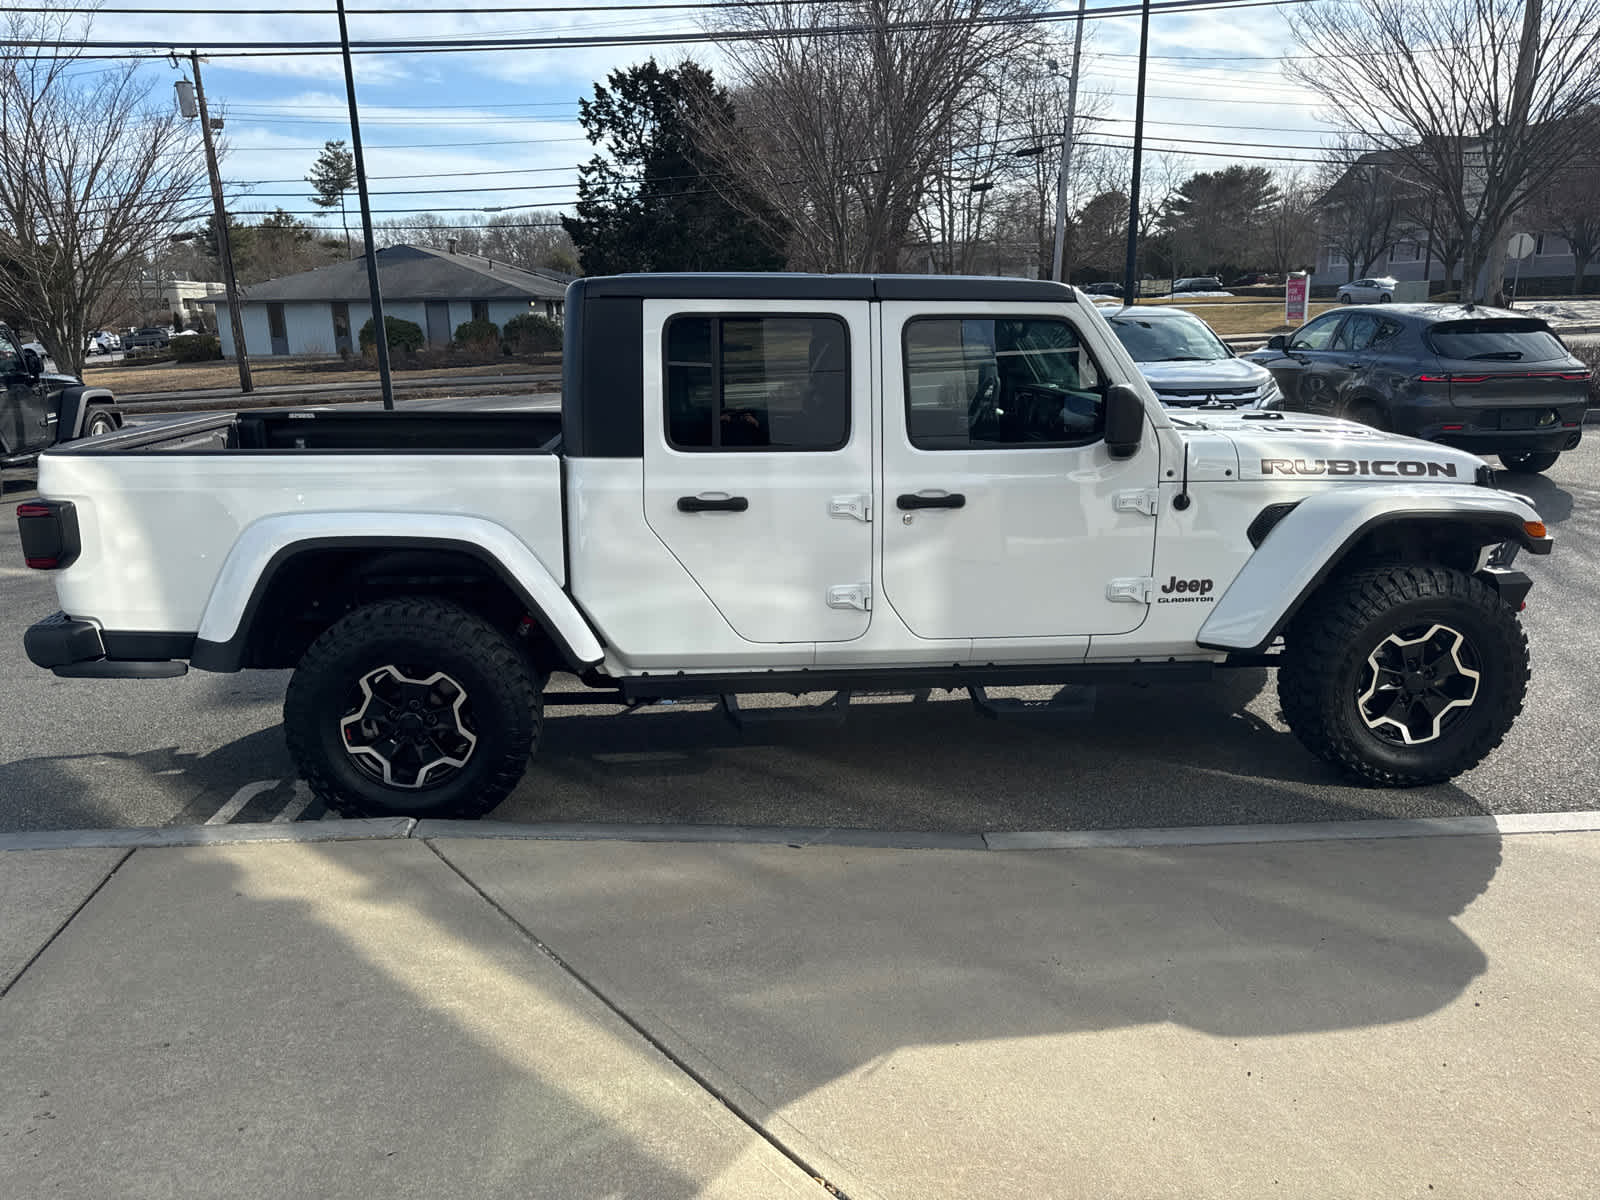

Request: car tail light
left=1440, top=424, right=1464, bottom=431
left=16, top=500, right=80, bottom=570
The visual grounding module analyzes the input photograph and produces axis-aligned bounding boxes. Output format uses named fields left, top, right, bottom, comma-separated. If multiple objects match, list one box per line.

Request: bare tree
left=1288, top=0, right=1600, bottom=302
left=1314, top=140, right=1407, bottom=282
left=374, top=211, right=577, bottom=274
left=0, top=9, right=211, bottom=377
left=1263, top=169, right=1319, bottom=278
left=702, top=0, right=1049, bottom=271
left=1527, top=162, right=1600, bottom=293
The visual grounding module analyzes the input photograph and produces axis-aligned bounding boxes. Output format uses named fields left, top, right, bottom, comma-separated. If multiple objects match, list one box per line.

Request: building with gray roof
left=201, top=243, right=570, bottom=358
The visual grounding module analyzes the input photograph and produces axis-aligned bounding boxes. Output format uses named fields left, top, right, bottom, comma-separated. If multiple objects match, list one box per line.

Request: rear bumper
left=1390, top=399, right=1587, bottom=454
left=25, top=611, right=190, bottom=679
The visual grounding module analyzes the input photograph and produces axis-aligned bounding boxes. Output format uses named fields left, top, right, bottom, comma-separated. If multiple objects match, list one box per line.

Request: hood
left=1134, top=356, right=1275, bottom=405
left=1170, top=410, right=1489, bottom=484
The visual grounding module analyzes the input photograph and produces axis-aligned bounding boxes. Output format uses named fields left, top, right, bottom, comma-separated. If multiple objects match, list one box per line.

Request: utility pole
left=187, top=52, right=252, bottom=393
left=336, top=0, right=394, bottom=410
left=1049, top=0, right=1088, bottom=283
left=1121, top=0, right=1153, bottom=305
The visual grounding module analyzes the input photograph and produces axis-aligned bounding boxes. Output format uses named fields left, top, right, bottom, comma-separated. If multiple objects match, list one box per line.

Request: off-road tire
left=284, top=597, right=541, bottom=819
left=1498, top=450, right=1560, bottom=474
left=1278, top=565, right=1529, bottom=786
left=83, top=408, right=116, bottom=437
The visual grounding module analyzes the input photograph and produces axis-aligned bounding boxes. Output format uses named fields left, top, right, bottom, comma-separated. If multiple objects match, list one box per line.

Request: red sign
left=1285, top=274, right=1310, bottom=325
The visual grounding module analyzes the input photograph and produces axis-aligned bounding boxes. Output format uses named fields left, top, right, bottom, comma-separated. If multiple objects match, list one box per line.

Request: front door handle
left=897, top=492, right=966, bottom=510
left=677, top=494, right=749, bottom=513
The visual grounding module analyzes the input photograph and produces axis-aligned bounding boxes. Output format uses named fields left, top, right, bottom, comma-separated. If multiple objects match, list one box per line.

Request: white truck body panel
left=39, top=451, right=568, bottom=635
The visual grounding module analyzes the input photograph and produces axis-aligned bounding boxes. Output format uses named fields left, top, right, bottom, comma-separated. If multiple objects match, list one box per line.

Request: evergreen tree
left=306, top=139, right=356, bottom=257
left=562, top=60, right=787, bottom=274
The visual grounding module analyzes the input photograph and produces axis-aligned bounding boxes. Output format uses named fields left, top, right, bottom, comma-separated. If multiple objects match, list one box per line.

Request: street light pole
left=1120, top=0, right=1153, bottom=305
left=188, top=52, right=251, bottom=393
left=336, top=0, right=393, bottom=410
left=1049, top=0, right=1088, bottom=283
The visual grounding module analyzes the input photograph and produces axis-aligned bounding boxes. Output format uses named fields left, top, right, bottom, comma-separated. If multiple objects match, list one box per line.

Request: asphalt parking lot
left=1, top=439, right=1595, bottom=836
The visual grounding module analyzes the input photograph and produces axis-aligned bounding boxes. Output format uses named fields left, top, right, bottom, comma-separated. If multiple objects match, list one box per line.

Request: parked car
left=1247, top=304, right=1588, bottom=473
left=1337, top=277, right=1399, bottom=304
left=19, top=274, right=1552, bottom=818
left=0, top=323, right=123, bottom=469
left=1104, top=306, right=1281, bottom=408
left=126, top=327, right=170, bottom=349
left=85, top=331, right=121, bottom=355
left=1082, top=282, right=1123, bottom=297
left=1171, top=276, right=1225, bottom=295
left=1229, top=273, right=1280, bottom=287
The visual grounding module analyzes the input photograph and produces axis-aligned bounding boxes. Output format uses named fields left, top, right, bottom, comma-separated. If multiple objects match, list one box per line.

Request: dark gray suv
left=1248, top=304, right=1589, bottom=473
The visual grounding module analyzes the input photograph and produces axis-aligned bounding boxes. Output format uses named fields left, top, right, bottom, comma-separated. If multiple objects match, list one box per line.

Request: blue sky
left=86, top=2, right=1338, bottom=229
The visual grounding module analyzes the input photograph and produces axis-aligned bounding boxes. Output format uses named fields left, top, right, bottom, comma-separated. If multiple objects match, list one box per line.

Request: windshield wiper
left=1466, top=350, right=1522, bottom=360
left=1154, top=355, right=1212, bottom=361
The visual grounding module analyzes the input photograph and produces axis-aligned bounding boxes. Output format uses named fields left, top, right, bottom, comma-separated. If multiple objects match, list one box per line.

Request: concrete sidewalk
left=3, top=820, right=1597, bottom=1198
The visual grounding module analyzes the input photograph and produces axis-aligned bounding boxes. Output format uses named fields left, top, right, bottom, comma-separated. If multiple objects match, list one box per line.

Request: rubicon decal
left=1261, top=458, right=1458, bottom=478
left=1158, top=576, right=1214, bottom=603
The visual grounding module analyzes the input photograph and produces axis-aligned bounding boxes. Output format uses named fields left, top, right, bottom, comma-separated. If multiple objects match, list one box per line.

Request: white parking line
left=204, top=780, right=279, bottom=825
left=271, top=781, right=315, bottom=824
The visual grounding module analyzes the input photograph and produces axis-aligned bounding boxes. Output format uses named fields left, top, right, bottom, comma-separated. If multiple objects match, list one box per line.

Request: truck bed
left=55, top=408, right=564, bottom=455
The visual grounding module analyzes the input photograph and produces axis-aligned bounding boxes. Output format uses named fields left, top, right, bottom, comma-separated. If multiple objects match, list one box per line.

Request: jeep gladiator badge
left=1158, top=576, right=1215, bottom=602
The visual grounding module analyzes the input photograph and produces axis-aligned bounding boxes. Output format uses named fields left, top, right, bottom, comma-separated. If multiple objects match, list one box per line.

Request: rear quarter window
left=1426, top=319, right=1568, bottom=363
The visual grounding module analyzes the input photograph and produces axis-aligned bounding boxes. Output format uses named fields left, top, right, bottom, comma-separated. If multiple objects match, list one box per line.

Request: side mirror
left=1103, top=383, right=1145, bottom=459
left=1264, top=334, right=1287, bottom=351
left=21, top=347, right=43, bottom=376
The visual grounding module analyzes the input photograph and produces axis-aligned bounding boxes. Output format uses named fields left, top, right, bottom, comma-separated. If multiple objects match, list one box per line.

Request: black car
left=1248, top=304, right=1589, bottom=473
left=1, top=325, right=123, bottom=467
left=1082, top=281, right=1123, bottom=297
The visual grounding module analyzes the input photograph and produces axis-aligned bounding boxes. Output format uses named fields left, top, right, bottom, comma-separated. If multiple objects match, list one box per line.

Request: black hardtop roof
left=568, top=273, right=1078, bottom=303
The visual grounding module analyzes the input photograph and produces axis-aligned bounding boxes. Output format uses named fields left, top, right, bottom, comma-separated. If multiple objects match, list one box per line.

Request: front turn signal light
left=1524, top=521, right=1547, bottom=539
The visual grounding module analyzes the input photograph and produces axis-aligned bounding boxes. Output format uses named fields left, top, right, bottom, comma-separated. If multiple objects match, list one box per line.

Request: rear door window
left=1426, top=319, right=1568, bottom=363
left=665, top=314, right=849, bottom=451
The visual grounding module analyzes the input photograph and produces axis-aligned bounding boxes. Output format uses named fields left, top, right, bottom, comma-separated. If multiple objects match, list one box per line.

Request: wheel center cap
left=397, top=713, right=424, bottom=735
left=1404, top=671, right=1426, bottom=691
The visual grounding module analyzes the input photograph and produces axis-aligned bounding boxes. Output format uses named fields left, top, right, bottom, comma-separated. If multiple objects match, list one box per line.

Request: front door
left=267, top=303, right=289, bottom=356
left=425, top=301, right=451, bottom=348
left=642, top=299, right=874, bottom=644
left=879, top=302, right=1161, bottom=640
left=331, top=302, right=352, bottom=354
left=1264, top=309, right=1347, bottom=413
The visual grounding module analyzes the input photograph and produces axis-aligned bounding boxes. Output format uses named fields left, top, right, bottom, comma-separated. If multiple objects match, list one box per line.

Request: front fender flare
left=190, top=512, right=604, bottom=672
left=1197, top=484, right=1548, bottom=653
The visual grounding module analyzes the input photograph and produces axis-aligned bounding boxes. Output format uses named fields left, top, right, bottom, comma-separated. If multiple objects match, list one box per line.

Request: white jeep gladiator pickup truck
left=19, top=274, right=1551, bottom=819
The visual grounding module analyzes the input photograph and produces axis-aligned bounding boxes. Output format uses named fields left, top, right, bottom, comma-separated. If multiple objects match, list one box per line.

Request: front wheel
left=1498, top=450, right=1560, bottom=474
left=1278, top=565, right=1529, bottom=786
left=284, top=597, right=541, bottom=819
left=1339, top=294, right=1353, bottom=304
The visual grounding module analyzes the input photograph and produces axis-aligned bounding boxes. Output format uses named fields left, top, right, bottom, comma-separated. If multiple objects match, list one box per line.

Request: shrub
left=171, top=334, right=222, bottom=363
left=453, top=317, right=500, bottom=347
left=503, top=312, right=562, bottom=355
left=357, top=315, right=425, bottom=354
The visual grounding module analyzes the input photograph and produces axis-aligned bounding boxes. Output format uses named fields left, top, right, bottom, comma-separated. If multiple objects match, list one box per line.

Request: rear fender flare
left=191, top=513, right=604, bottom=672
left=1197, top=484, right=1547, bottom=652
left=57, top=386, right=120, bottom=441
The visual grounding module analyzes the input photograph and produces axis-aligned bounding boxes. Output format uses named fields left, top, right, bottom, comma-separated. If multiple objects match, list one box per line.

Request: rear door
left=879, top=302, right=1160, bottom=640
left=0, top=328, right=52, bottom=456
left=642, top=299, right=874, bottom=644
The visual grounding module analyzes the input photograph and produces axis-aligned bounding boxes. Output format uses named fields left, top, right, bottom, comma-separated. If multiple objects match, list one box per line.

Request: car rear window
left=1426, top=319, right=1567, bottom=363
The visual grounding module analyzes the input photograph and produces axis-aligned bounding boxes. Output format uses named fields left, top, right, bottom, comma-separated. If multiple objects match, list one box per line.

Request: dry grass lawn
left=1135, top=300, right=1339, bottom=336
left=85, top=356, right=553, bottom=395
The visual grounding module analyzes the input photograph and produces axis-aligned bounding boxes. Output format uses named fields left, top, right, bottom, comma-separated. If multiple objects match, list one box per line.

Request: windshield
left=1108, top=312, right=1230, bottom=362
left=1426, top=319, right=1567, bottom=363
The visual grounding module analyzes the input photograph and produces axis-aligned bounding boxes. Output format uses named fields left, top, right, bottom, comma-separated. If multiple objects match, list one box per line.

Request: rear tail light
left=16, top=500, right=80, bottom=570
left=1440, top=424, right=1464, bottom=431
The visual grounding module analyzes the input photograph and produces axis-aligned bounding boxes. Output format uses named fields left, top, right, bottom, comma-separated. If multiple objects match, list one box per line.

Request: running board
left=968, top=684, right=1097, bottom=720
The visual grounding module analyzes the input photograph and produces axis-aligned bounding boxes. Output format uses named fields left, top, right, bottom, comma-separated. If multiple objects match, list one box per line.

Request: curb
left=4, top=810, right=1599, bottom=854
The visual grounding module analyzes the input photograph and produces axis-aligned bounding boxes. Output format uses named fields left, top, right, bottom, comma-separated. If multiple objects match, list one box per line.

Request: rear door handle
left=677, top=494, right=749, bottom=513
left=897, top=492, right=966, bottom=510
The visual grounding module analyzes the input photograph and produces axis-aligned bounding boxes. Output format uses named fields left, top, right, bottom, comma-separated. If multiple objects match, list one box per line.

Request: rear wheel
left=1378, top=293, right=1392, bottom=303
left=1278, top=565, right=1528, bottom=786
left=1498, top=450, right=1560, bottom=474
left=83, top=408, right=116, bottom=437
left=284, top=597, right=541, bottom=819
left=1343, top=399, right=1387, bottom=430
